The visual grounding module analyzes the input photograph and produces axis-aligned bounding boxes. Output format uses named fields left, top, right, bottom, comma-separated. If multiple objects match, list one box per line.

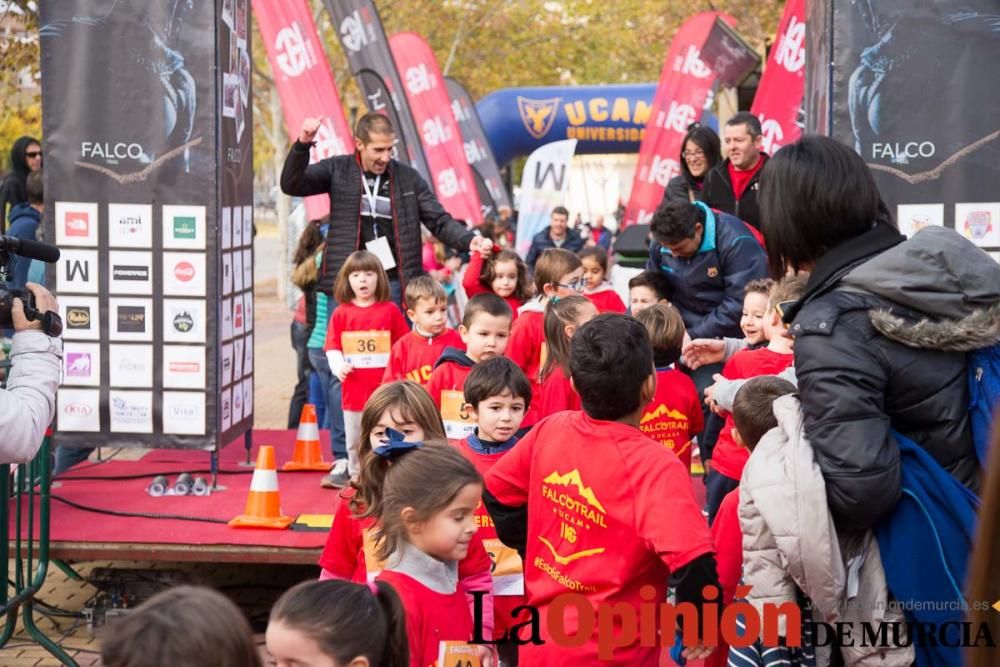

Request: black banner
left=806, top=1, right=1000, bottom=253
left=324, top=0, right=431, bottom=180
left=698, top=18, right=761, bottom=88
left=40, top=0, right=254, bottom=449
left=445, top=77, right=513, bottom=219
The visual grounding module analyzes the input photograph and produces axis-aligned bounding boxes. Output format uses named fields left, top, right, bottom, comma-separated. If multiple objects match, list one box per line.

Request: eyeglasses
left=774, top=300, right=797, bottom=330
left=25, top=151, right=42, bottom=159
left=682, top=149, right=706, bottom=159
left=555, top=278, right=586, bottom=292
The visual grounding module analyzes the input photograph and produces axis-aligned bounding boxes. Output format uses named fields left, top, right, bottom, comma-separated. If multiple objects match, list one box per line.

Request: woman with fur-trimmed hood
left=759, top=136, right=999, bottom=535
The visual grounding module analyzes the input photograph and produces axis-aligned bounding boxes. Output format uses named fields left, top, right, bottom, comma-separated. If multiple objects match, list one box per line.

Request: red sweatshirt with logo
left=382, top=328, right=464, bottom=386
left=639, top=367, right=704, bottom=472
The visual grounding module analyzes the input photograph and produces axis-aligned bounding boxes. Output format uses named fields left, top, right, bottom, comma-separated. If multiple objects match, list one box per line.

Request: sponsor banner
left=324, top=0, right=430, bottom=179
left=233, top=296, right=246, bottom=337
left=897, top=203, right=945, bottom=239
left=243, top=332, right=254, bottom=374
left=390, top=33, right=482, bottom=225
left=222, top=206, right=233, bottom=250
left=232, top=378, right=244, bottom=423
left=242, top=377, right=254, bottom=417
left=233, top=250, right=244, bottom=292
left=58, top=388, right=101, bottom=432
left=514, top=139, right=578, bottom=257
left=750, top=0, right=805, bottom=156
left=623, top=12, right=730, bottom=228
left=107, top=202, right=153, bottom=248
left=242, top=291, right=254, bottom=333
left=162, top=204, right=206, bottom=249
left=445, top=76, right=512, bottom=217
left=806, top=1, right=1000, bottom=242
left=63, top=343, right=101, bottom=387
left=233, top=337, right=245, bottom=381
left=163, top=298, right=207, bottom=344
left=233, top=205, right=244, bottom=248
left=253, top=0, right=352, bottom=219
left=109, top=298, right=153, bottom=342
left=221, top=297, right=234, bottom=341
left=163, top=252, right=207, bottom=296
left=109, top=390, right=153, bottom=434
left=108, top=344, right=154, bottom=388
left=163, top=345, right=208, bottom=390
left=221, top=342, right=234, bottom=385
left=221, top=387, right=233, bottom=431
left=58, top=249, right=99, bottom=294
left=242, top=246, right=253, bottom=287
left=162, top=391, right=207, bottom=435
left=108, top=250, right=153, bottom=295
left=222, top=252, right=234, bottom=295
left=60, top=296, right=100, bottom=341
left=55, top=201, right=99, bottom=247
left=699, top=18, right=761, bottom=88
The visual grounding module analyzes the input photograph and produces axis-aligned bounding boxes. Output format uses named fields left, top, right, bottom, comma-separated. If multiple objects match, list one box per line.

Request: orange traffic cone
left=229, top=446, right=294, bottom=529
left=283, top=404, right=329, bottom=471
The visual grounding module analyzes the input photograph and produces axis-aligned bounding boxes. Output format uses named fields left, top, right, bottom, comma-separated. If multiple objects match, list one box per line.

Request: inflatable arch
left=476, top=84, right=656, bottom=166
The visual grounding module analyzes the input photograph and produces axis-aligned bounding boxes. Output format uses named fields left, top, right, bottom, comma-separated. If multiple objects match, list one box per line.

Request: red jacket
left=584, top=284, right=627, bottom=314
left=382, top=328, right=464, bottom=386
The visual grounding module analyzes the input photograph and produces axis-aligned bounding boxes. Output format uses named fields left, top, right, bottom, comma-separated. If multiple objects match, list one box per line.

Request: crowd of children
left=100, top=223, right=963, bottom=667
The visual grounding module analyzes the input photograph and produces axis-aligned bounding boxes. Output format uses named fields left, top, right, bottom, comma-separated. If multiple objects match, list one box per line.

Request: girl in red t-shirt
left=361, top=439, right=493, bottom=667
left=537, top=295, right=598, bottom=419
left=462, top=244, right=531, bottom=320
left=317, top=381, right=496, bottom=637
left=579, top=246, right=627, bottom=313
left=507, top=248, right=583, bottom=428
left=267, top=578, right=409, bottom=667
left=325, top=251, right=410, bottom=482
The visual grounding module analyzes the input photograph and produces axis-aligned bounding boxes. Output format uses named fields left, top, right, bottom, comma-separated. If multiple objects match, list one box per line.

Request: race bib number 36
left=441, top=390, right=475, bottom=440
left=342, top=330, right=391, bottom=368
left=437, top=641, right=481, bottom=667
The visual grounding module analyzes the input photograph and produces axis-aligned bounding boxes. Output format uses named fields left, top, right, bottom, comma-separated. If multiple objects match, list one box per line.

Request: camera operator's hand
left=12, top=283, right=58, bottom=332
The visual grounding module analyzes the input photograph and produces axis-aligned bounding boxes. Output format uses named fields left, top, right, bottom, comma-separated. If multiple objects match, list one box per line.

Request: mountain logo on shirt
left=641, top=404, right=688, bottom=424
left=542, top=469, right=606, bottom=514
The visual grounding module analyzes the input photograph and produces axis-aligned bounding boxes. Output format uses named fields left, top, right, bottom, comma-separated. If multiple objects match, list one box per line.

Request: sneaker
left=321, top=459, right=350, bottom=489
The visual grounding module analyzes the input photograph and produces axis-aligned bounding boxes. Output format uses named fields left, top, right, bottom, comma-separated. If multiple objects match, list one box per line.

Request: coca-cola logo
left=174, top=261, right=195, bottom=282
left=169, top=361, right=200, bottom=373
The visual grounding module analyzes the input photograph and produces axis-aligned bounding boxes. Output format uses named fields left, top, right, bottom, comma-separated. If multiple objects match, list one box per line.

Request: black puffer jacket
left=786, top=224, right=998, bottom=533
left=280, top=142, right=475, bottom=296
left=699, top=155, right=768, bottom=231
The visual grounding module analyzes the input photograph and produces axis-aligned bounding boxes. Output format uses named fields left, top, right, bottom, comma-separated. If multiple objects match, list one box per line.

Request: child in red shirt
left=462, top=244, right=531, bottom=320
left=485, top=314, right=719, bottom=666
left=457, top=357, right=532, bottom=665
left=267, top=579, right=409, bottom=667
left=507, top=248, right=583, bottom=429
left=537, top=295, right=597, bottom=419
left=325, top=251, right=410, bottom=485
left=704, top=276, right=805, bottom=523
left=361, top=439, right=492, bottom=667
left=627, top=270, right=671, bottom=315
left=426, top=293, right=512, bottom=443
left=382, top=276, right=464, bottom=386
left=317, top=381, right=496, bottom=638
left=634, top=304, right=703, bottom=472
left=579, top=246, right=626, bottom=313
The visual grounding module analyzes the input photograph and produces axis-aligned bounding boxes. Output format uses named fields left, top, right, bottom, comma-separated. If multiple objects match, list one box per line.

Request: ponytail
left=541, top=295, right=592, bottom=382
left=371, top=580, right=410, bottom=667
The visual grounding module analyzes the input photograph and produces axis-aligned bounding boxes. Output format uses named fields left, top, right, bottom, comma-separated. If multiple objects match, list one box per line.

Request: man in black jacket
left=281, top=113, right=488, bottom=305
left=700, top=112, right=768, bottom=231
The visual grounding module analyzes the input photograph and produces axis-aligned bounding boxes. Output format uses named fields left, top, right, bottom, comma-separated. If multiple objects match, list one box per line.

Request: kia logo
left=65, top=403, right=92, bottom=416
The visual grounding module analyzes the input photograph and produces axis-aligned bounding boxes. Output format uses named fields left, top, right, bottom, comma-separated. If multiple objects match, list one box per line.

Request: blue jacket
left=525, top=226, right=585, bottom=270
left=5, top=202, right=41, bottom=289
left=645, top=206, right=767, bottom=339
left=875, top=433, right=979, bottom=667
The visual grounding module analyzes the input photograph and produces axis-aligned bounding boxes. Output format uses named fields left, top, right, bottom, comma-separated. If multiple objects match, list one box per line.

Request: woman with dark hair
left=0, top=136, right=42, bottom=229
left=664, top=124, right=721, bottom=203
left=288, top=218, right=327, bottom=428
left=762, top=135, right=998, bottom=533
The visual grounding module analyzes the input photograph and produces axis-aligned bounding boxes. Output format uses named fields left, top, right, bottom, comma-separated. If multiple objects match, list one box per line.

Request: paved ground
left=1, top=224, right=308, bottom=664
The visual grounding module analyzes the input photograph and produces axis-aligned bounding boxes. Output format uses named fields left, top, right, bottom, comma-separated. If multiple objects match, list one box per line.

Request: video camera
left=0, top=235, right=63, bottom=336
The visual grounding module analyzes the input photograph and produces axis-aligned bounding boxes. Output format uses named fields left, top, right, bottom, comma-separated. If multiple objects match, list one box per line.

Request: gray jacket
left=1, top=331, right=62, bottom=464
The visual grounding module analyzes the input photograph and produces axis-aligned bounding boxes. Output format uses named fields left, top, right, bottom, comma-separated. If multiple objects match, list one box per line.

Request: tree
left=0, top=1, right=41, bottom=170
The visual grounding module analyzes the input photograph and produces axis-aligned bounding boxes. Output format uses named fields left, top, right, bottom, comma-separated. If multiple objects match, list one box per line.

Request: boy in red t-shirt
left=457, top=356, right=533, bottom=666
left=704, top=276, right=806, bottom=523
left=485, top=314, right=718, bottom=666
left=426, top=293, right=512, bottom=443
left=382, top=276, right=464, bottom=386
left=634, top=304, right=703, bottom=472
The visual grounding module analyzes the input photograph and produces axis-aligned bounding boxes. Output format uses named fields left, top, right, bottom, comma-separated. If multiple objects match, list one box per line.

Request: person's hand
left=299, top=117, right=323, bottom=144
left=468, top=235, right=490, bottom=254
left=12, top=283, right=58, bottom=332
left=681, top=645, right=714, bottom=661
left=474, top=644, right=495, bottom=667
left=703, top=373, right=724, bottom=414
left=682, top=338, right=726, bottom=370
left=336, top=363, right=353, bottom=382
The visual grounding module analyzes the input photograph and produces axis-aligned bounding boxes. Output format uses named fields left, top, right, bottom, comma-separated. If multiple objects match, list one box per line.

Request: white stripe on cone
left=297, top=422, right=320, bottom=441
left=249, top=469, right=280, bottom=493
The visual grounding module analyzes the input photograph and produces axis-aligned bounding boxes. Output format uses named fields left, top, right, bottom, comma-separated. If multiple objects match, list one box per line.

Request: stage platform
left=17, top=430, right=339, bottom=566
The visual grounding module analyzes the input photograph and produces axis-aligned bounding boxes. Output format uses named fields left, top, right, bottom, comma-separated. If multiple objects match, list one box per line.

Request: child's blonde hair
left=351, top=381, right=446, bottom=514
left=362, top=442, right=482, bottom=561
left=768, top=275, right=808, bottom=310
left=404, top=275, right=447, bottom=310
left=541, top=295, right=592, bottom=382
left=533, top=248, right=582, bottom=295
left=334, top=250, right=391, bottom=304
left=635, top=303, right=686, bottom=353
left=101, top=586, right=261, bottom=667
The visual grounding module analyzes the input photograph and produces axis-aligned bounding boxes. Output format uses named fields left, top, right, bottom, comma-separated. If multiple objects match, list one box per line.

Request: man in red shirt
left=484, top=314, right=718, bottom=666
left=700, top=112, right=769, bottom=231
